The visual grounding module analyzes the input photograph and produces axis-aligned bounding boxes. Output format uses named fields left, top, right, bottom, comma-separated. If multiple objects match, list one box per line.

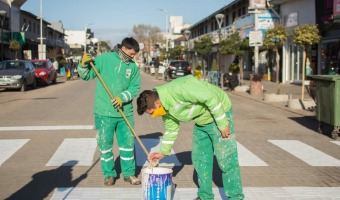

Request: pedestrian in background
left=153, top=56, right=160, bottom=80
left=77, top=37, right=141, bottom=186
left=137, top=75, right=244, bottom=200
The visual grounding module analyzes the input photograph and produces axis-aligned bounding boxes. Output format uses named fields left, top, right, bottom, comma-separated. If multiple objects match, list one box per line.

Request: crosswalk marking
left=46, top=138, right=97, bottom=166
left=135, top=138, right=182, bottom=167
left=237, top=142, right=268, bottom=166
left=269, top=140, right=340, bottom=166
left=331, top=141, right=340, bottom=146
left=0, top=139, right=29, bottom=166
left=51, top=187, right=340, bottom=199
left=0, top=125, right=94, bottom=131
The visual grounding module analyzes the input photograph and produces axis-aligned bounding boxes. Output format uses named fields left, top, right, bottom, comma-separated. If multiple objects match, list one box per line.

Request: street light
left=0, top=10, right=7, bottom=61
left=158, top=9, right=169, bottom=63
left=184, top=29, right=191, bottom=61
left=215, top=13, right=224, bottom=87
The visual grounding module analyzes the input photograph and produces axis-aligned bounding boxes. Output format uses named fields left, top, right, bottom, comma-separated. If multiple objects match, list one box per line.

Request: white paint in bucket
left=142, top=167, right=173, bottom=200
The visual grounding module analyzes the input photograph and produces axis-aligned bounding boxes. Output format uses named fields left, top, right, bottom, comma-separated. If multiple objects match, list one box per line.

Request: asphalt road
left=0, top=73, right=339, bottom=199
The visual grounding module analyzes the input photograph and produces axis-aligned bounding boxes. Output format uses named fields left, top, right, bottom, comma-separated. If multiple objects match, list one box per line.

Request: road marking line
left=0, top=125, right=94, bottom=131
left=51, top=187, right=340, bottom=199
left=0, top=139, right=30, bottom=166
left=269, top=140, right=340, bottom=166
left=237, top=142, right=268, bottom=166
left=135, top=138, right=182, bottom=167
left=46, top=138, right=97, bottom=166
left=331, top=141, right=340, bottom=146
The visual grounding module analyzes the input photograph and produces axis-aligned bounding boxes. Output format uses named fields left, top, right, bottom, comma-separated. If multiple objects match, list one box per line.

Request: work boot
left=124, top=176, right=141, bottom=185
left=104, top=176, right=115, bottom=186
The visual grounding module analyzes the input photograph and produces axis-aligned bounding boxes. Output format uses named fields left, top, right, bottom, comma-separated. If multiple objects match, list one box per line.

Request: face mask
left=151, top=105, right=166, bottom=118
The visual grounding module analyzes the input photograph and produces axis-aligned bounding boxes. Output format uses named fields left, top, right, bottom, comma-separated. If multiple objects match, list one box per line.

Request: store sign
left=284, top=12, right=298, bottom=28
left=249, top=0, right=266, bottom=9
left=249, top=30, right=263, bottom=47
left=258, top=10, right=280, bottom=31
left=334, top=0, right=340, bottom=16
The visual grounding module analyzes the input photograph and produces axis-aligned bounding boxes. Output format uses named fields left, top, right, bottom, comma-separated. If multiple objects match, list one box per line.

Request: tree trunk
left=301, top=50, right=306, bottom=101
left=275, top=48, right=280, bottom=94
left=239, top=57, right=244, bottom=85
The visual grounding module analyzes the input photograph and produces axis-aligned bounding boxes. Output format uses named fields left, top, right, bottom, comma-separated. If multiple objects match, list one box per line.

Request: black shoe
left=194, top=197, right=201, bottom=200
left=104, top=176, right=115, bottom=186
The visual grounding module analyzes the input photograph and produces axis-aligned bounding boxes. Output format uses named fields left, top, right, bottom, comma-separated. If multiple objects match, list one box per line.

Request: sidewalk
left=232, top=79, right=316, bottom=117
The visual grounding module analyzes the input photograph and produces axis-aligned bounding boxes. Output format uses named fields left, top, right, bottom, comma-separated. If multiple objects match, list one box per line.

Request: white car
left=150, top=62, right=165, bottom=76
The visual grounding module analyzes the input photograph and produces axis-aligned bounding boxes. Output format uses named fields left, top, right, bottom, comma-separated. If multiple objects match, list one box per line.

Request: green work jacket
left=77, top=52, right=140, bottom=117
left=155, top=75, right=232, bottom=155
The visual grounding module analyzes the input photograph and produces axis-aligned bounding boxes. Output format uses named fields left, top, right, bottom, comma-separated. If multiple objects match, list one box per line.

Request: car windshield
left=171, top=61, right=189, bottom=67
left=0, top=61, right=25, bottom=70
left=31, top=61, right=46, bottom=69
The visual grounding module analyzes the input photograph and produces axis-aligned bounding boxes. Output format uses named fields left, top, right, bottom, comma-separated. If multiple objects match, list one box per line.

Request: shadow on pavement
left=5, top=160, right=87, bottom=200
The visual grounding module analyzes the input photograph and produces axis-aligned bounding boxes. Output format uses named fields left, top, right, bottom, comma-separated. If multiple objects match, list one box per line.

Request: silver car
left=0, top=60, right=37, bottom=92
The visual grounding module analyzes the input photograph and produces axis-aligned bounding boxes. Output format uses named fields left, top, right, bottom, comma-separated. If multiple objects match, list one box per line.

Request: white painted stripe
left=119, top=147, right=134, bottom=151
left=212, top=103, right=222, bottom=112
left=237, top=142, right=268, bottom=166
left=162, top=140, right=174, bottom=144
left=135, top=138, right=181, bottom=167
left=0, top=139, right=30, bottom=166
left=46, top=138, right=97, bottom=166
left=0, top=125, right=94, bottom=131
left=120, top=156, right=134, bottom=161
left=331, top=141, right=340, bottom=146
left=215, top=114, right=226, bottom=121
left=269, top=140, right=340, bottom=166
left=51, top=187, right=340, bottom=200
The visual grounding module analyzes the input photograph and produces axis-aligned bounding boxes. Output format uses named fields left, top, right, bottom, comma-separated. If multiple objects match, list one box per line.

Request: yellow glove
left=81, top=53, right=92, bottom=67
left=111, top=96, right=122, bottom=108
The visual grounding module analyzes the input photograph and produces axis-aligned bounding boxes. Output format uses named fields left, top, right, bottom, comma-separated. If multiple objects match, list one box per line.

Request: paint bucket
left=142, top=167, right=173, bottom=200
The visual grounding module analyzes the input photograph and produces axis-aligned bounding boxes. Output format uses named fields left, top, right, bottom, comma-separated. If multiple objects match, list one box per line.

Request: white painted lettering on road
left=269, top=140, right=340, bottom=166
left=46, top=138, right=97, bottom=166
left=0, top=125, right=94, bottom=131
left=0, top=139, right=30, bottom=166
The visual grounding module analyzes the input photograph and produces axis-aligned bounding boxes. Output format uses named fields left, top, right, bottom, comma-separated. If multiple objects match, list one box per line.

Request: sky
left=21, top=0, right=233, bottom=46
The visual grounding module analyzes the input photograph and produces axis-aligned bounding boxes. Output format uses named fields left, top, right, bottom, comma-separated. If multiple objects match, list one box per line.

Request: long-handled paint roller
left=88, top=61, right=157, bottom=168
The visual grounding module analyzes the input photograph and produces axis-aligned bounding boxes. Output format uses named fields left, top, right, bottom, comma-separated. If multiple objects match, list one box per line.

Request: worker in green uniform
left=78, top=37, right=141, bottom=186
left=137, top=75, right=244, bottom=200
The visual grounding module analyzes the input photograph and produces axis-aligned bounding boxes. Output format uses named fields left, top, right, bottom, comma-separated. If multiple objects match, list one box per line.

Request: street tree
left=193, top=35, right=213, bottom=80
left=263, top=24, right=288, bottom=94
left=9, top=40, right=21, bottom=59
left=219, top=33, right=249, bottom=85
left=292, top=24, right=320, bottom=100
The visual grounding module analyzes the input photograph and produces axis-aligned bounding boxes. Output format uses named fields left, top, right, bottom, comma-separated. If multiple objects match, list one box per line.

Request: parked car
left=30, top=60, right=57, bottom=85
left=164, top=60, right=191, bottom=81
left=150, top=61, right=165, bottom=77
left=0, top=60, right=37, bottom=92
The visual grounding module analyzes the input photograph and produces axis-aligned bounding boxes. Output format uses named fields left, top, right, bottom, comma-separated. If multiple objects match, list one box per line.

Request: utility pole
left=38, top=0, right=46, bottom=60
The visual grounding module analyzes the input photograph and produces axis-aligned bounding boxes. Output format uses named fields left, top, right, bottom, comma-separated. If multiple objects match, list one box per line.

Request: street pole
left=84, top=25, right=87, bottom=53
left=38, top=0, right=45, bottom=60
left=0, top=10, right=6, bottom=62
left=254, top=8, right=259, bottom=74
left=158, top=9, right=169, bottom=63
left=184, top=30, right=191, bottom=61
left=215, top=13, right=224, bottom=87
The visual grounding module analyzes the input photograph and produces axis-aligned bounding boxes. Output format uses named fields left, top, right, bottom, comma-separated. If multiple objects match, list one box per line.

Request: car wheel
left=20, top=80, right=27, bottom=92
left=32, top=78, right=37, bottom=89
left=52, top=76, right=57, bottom=84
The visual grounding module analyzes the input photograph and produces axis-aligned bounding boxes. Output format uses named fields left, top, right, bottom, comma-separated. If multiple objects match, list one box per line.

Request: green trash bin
left=311, top=75, right=340, bottom=139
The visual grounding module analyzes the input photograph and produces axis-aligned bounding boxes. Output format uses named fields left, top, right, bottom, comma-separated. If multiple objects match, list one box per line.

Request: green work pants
left=95, top=115, right=136, bottom=179
left=192, top=109, right=244, bottom=200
